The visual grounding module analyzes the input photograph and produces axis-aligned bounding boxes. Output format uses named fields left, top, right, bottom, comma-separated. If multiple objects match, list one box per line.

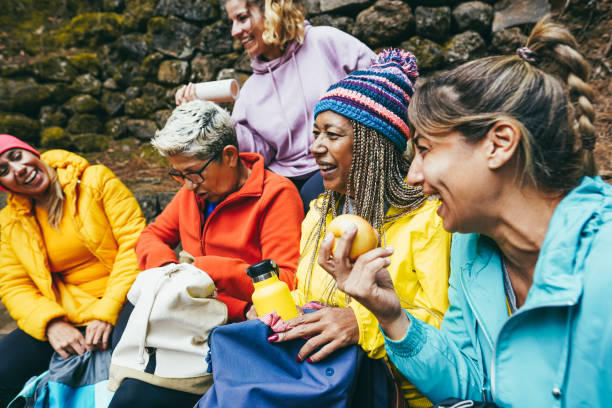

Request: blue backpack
left=197, top=318, right=403, bottom=408
left=9, top=350, right=114, bottom=408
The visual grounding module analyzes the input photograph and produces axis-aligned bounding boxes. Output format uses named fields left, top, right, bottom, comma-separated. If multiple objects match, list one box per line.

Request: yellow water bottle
left=247, top=259, right=299, bottom=320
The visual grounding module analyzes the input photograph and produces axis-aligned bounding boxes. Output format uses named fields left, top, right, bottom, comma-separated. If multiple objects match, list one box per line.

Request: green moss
left=70, top=133, right=111, bottom=152
left=0, top=113, right=41, bottom=145
left=139, top=143, right=166, bottom=165
left=68, top=53, right=101, bottom=75
left=400, top=36, right=444, bottom=71
left=124, top=0, right=157, bottom=31
left=140, top=52, right=164, bottom=80
left=52, top=12, right=124, bottom=48
left=147, top=17, right=169, bottom=34
left=41, top=127, right=72, bottom=149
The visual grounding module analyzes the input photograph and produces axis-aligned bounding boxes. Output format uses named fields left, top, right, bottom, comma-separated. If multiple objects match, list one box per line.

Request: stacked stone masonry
left=0, top=0, right=549, bottom=152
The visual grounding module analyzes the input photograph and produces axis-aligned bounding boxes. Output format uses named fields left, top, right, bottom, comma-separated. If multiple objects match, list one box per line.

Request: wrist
left=378, top=309, right=410, bottom=341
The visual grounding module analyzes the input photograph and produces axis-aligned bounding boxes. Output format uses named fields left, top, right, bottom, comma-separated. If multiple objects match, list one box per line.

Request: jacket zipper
left=199, top=192, right=260, bottom=255
left=459, top=269, right=494, bottom=400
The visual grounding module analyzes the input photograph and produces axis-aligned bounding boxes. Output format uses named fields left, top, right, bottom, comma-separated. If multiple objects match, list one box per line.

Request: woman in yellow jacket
left=268, top=51, right=451, bottom=407
left=0, top=134, right=145, bottom=406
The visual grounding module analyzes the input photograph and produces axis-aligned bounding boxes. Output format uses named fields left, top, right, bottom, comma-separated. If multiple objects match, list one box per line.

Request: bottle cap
left=246, top=259, right=278, bottom=279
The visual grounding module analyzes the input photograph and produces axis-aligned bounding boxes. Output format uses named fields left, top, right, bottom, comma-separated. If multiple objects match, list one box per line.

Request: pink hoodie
left=231, top=22, right=375, bottom=179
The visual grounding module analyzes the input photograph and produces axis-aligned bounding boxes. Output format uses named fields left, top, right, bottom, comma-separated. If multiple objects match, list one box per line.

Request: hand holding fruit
left=318, top=219, right=409, bottom=341
left=327, top=214, right=378, bottom=261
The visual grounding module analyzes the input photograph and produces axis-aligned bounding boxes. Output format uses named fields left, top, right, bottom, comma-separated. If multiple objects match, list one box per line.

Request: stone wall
left=0, top=0, right=552, bottom=150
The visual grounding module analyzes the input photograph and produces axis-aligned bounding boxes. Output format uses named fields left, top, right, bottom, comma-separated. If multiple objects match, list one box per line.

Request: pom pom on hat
left=314, top=48, right=419, bottom=152
left=374, top=48, right=419, bottom=83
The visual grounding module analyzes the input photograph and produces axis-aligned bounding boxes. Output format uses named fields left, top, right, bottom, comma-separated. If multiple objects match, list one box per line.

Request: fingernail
left=267, top=334, right=278, bottom=342
left=386, top=246, right=394, bottom=253
left=324, top=232, right=333, bottom=242
left=306, top=357, right=313, bottom=363
left=296, top=355, right=302, bottom=363
left=348, top=223, right=357, bottom=232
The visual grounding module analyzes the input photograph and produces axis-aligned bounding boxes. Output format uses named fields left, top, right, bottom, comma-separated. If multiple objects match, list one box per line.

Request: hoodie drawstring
left=267, top=66, right=293, bottom=154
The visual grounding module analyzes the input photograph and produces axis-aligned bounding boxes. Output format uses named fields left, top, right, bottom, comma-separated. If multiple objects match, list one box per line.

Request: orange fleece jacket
left=136, top=153, right=303, bottom=321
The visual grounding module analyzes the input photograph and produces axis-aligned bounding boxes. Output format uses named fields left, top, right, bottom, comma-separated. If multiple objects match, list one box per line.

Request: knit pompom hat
left=0, top=134, right=41, bottom=191
left=313, top=49, right=418, bottom=152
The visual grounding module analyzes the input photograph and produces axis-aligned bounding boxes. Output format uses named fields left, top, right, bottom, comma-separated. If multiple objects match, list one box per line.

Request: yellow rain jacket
left=293, top=198, right=451, bottom=407
left=0, top=150, right=145, bottom=341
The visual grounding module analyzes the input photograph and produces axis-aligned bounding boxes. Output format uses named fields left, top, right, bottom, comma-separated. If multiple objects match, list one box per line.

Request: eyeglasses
left=168, top=153, right=219, bottom=185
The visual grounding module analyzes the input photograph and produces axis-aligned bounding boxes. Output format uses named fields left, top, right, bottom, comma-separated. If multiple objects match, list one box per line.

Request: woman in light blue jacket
left=317, top=17, right=612, bottom=407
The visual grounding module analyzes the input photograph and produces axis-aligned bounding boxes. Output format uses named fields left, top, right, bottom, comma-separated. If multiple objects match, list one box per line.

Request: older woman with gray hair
left=109, top=100, right=303, bottom=408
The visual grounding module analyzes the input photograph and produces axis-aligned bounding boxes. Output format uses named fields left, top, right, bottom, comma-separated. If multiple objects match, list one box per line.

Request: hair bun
left=375, top=48, right=419, bottom=82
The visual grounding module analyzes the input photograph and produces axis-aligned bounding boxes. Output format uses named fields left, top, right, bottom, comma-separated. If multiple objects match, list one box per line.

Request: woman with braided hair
left=323, top=17, right=612, bottom=407
left=265, top=50, right=452, bottom=407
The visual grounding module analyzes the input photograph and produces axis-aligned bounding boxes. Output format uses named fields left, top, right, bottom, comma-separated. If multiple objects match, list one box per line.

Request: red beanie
left=0, top=134, right=41, bottom=191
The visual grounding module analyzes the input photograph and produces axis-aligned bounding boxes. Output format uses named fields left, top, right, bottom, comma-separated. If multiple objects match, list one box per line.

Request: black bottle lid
left=246, top=259, right=278, bottom=278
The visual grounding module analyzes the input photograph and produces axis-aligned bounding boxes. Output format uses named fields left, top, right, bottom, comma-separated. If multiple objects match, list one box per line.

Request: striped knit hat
left=313, top=49, right=418, bottom=152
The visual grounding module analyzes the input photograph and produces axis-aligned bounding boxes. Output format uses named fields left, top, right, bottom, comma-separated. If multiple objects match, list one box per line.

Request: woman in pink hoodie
left=176, top=0, right=374, bottom=211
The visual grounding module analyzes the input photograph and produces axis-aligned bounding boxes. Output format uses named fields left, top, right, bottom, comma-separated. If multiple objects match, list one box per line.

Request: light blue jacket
left=385, top=176, right=612, bottom=407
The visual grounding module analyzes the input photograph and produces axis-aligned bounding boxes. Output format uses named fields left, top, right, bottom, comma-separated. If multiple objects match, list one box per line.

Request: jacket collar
left=230, top=152, right=265, bottom=199
left=194, top=152, right=265, bottom=206
left=460, top=177, right=611, bottom=317
left=6, top=149, right=88, bottom=216
left=527, top=176, right=612, bottom=308
left=250, top=21, right=311, bottom=74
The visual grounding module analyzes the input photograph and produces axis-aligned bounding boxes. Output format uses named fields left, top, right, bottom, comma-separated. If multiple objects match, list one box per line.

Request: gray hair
left=152, top=100, right=237, bottom=159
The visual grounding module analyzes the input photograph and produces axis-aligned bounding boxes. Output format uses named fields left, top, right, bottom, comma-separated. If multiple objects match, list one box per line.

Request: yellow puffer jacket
left=0, top=150, right=145, bottom=341
left=293, top=198, right=451, bottom=407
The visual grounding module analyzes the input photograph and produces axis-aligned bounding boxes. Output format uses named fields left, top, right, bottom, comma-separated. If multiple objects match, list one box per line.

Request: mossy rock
left=67, top=114, right=104, bottom=134
left=0, top=58, right=32, bottom=77
left=53, top=13, right=124, bottom=48
left=101, top=91, right=126, bottom=116
left=0, top=113, right=41, bottom=145
left=139, top=142, right=166, bottom=163
left=140, top=52, right=165, bottom=80
left=157, top=59, right=189, bottom=85
left=70, top=133, right=111, bottom=152
left=400, top=36, right=444, bottom=71
left=127, top=119, right=157, bottom=140
left=106, top=117, right=129, bottom=139
left=444, top=30, right=486, bottom=65
left=125, top=97, right=156, bottom=118
left=148, top=16, right=200, bottom=59
left=41, top=126, right=72, bottom=149
left=32, top=56, right=78, bottom=83
left=70, top=74, right=103, bottom=96
left=0, top=78, right=52, bottom=114
left=123, top=0, right=158, bottom=31
left=63, top=94, right=103, bottom=114
left=67, top=53, right=102, bottom=76
left=45, top=83, right=76, bottom=104
left=40, top=106, right=68, bottom=127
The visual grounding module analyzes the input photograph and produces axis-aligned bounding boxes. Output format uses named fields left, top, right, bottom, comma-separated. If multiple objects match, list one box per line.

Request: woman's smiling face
left=226, top=0, right=278, bottom=59
left=410, top=131, right=490, bottom=233
left=0, top=148, right=50, bottom=200
left=310, top=111, right=354, bottom=194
